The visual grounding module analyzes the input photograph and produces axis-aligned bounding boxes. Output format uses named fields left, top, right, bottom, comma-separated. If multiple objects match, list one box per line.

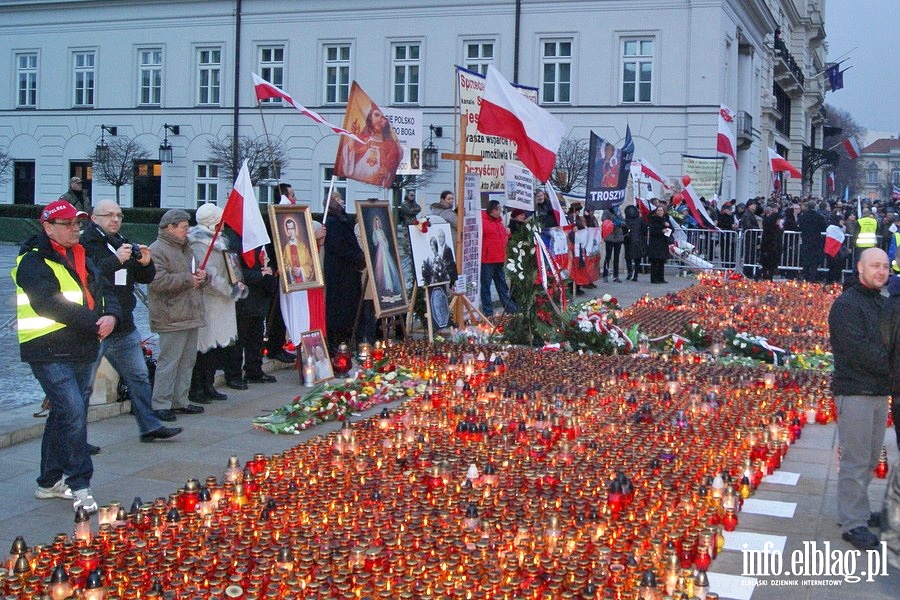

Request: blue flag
left=585, top=126, right=634, bottom=211
left=826, top=64, right=844, bottom=92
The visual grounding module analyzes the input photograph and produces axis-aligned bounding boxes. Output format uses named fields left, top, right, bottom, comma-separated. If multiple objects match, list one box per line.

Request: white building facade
left=0, top=0, right=827, bottom=211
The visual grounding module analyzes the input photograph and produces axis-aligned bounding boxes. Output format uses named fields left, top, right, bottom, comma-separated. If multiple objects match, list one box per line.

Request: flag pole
left=257, top=101, right=283, bottom=203
left=323, top=175, right=336, bottom=216
left=199, top=217, right=226, bottom=271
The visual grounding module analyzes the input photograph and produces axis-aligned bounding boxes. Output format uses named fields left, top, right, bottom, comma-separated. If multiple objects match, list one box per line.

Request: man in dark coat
left=324, top=193, right=367, bottom=353
left=830, top=248, right=890, bottom=551
left=797, top=201, right=827, bottom=282
left=758, top=206, right=783, bottom=280
left=715, top=203, right=737, bottom=266
left=234, top=243, right=278, bottom=383
left=647, top=204, right=671, bottom=284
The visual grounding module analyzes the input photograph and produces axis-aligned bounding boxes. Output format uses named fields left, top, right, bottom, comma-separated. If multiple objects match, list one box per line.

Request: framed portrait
left=355, top=200, right=409, bottom=318
left=223, top=251, right=243, bottom=285
left=408, top=220, right=455, bottom=288
left=299, top=330, right=333, bottom=384
left=428, top=284, right=451, bottom=330
left=268, top=204, right=324, bottom=293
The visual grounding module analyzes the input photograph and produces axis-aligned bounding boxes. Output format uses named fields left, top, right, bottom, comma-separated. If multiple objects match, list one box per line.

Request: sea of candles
left=0, top=280, right=859, bottom=599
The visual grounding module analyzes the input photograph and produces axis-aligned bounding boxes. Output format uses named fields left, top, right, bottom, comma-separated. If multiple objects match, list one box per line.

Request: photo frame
left=427, top=284, right=451, bottom=330
left=355, top=200, right=409, bottom=318
left=299, top=329, right=334, bottom=384
left=223, top=251, right=243, bottom=285
left=408, top=220, right=456, bottom=288
left=268, top=204, right=324, bottom=293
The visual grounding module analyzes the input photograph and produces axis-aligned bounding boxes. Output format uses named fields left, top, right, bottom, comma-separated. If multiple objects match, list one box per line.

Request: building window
left=138, top=48, right=163, bottom=106
left=392, top=43, right=420, bottom=104
left=324, top=44, right=351, bottom=104
left=893, top=171, right=900, bottom=186
left=867, top=165, right=880, bottom=186
left=73, top=51, right=95, bottom=107
left=464, top=41, right=494, bottom=75
left=197, top=47, right=222, bottom=106
left=773, top=84, right=791, bottom=136
left=621, top=38, right=653, bottom=103
left=541, top=39, right=571, bottom=104
left=258, top=45, right=284, bottom=102
left=196, top=163, right=219, bottom=205
left=16, top=52, right=38, bottom=108
left=322, top=166, right=347, bottom=212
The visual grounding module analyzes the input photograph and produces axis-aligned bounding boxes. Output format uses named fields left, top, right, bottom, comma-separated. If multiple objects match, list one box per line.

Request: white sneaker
left=72, top=488, right=98, bottom=514
left=34, top=479, right=74, bottom=500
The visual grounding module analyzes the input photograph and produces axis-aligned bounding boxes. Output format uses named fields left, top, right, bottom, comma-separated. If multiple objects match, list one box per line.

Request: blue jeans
left=99, top=329, right=162, bottom=435
left=30, top=361, right=94, bottom=491
left=480, top=263, right=516, bottom=317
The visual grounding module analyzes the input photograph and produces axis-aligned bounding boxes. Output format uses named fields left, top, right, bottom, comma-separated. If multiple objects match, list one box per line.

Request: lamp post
left=423, top=125, right=442, bottom=171
left=159, top=124, right=180, bottom=164
left=95, top=125, right=117, bottom=161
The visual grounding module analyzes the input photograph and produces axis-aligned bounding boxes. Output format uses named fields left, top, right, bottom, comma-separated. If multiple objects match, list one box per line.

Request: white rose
left=602, top=294, right=612, bottom=302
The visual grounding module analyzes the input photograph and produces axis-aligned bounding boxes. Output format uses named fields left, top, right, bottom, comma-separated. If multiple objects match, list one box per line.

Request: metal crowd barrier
left=657, top=228, right=864, bottom=281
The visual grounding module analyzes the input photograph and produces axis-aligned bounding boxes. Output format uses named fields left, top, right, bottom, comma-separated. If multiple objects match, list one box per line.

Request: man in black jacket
left=829, top=247, right=890, bottom=550
left=13, top=200, right=122, bottom=513
left=81, top=200, right=182, bottom=443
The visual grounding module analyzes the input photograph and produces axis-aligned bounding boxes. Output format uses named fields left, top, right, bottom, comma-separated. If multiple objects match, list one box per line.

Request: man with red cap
left=12, top=200, right=121, bottom=514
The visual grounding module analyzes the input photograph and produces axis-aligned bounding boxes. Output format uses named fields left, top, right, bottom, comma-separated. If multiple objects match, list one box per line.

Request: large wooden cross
left=441, top=113, right=482, bottom=272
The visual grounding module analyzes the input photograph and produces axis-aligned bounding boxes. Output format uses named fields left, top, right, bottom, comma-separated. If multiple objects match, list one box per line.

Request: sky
left=824, top=0, right=900, bottom=135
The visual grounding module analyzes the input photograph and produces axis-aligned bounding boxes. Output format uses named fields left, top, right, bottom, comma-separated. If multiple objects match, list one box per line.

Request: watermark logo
left=741, top=541, right=889, bottom=586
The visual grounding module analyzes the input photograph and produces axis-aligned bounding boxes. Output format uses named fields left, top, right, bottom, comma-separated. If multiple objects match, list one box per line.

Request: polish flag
left=681, top=176, right=719, bottom=230
left=717, top=105, right=738, bottom=168
left=842, top=137, right=861, bottom=160
left=768, top=147, right=801, bottom=178
left=251, top=73, right=364, bottom=143
left=826, top=171, right=835, bottom=193
left=478, top=65, right=565, bottom=183
left=544, top=182, right=569, bottom=228
left=221, top=160, right=271, bottom=267
left=636, top=196, right=654, bottom=221
left=824, top=224, right=845, bottom=258
left=638, top=159, right=671, bottom=189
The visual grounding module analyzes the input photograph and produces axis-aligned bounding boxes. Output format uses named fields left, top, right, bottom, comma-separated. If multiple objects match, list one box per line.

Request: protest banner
left=585, top=127, right=634, bottom=211
left=383, top=107, right=423, bottom=175
left=681, top=155, right=725, bottom=200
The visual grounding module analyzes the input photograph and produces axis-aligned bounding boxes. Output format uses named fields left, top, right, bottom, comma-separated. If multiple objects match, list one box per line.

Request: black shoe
left=204, top=386, right=228, bottom=401
left=140, top=426, right=183, bottom=443
left=190, top=391, right=212, bottom=404
left=87, top=444, right=101, bottom=456
left=842, top=526, right=879, bottom=551
left=225, top=378, right=248, bottom=391
left=268, top=350, right=297, bottom=363
left=613, top=277, right=622, bottom=283
left=660, top=280, right=669, bottom=284
left=153, top=409, right=177, bottom=422
left=868, top=512, right=882, bottom=529
left=172, top=404, right=205, bottom=415
left=246, top=374, right=277, bottom=383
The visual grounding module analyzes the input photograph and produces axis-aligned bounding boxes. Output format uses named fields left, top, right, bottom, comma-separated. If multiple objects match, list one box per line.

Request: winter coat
left=624, top=215, right=647, bottom=258
left=798, top=209, right=827, bottom=263
left=148, top=228, right=206, bottom=333
left=14, top=231, right=121, bottom=363
left=829, top=282, right=889, bottom=396
left=429, top=203, right=458, bottom=243
left=881, top=278, right=900, bottom=396
left=236, top=246, right=277, bottom=318
left=189, top=225, right=247, bottom=352
left=646, top=214, right=671, bottom=261
left=534, top=200, right=558, bottom=230
left=481, top=211, right=509, bottom=264
left=758, top=213, right=783, bottom=271
left=80, top=221, right=156, bottom=334
left=324, top=210, right=366, bottom=335
left=601, top=210, right=625, bottom=243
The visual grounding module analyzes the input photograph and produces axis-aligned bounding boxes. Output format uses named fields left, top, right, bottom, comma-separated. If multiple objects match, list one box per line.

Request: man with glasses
left=81, top=200, right=182, bottom=443
left=12, top=200, right=122, bottom=513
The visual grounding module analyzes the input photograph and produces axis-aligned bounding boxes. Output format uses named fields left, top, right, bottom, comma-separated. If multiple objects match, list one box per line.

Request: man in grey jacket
left=148, top=210, right=207, bottom=421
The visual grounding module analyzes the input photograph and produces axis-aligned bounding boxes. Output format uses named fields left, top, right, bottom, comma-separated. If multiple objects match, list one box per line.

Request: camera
left=131, top=244, right=142, bottom=261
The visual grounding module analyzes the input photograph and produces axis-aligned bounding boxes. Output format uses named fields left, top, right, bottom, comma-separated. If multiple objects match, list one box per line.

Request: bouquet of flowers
left=561, top=295, right=634, bottom=354
left=681, top=321, right=712, bottom=349
left=724, top=327, right=790, bottom=365
left=253, top=363, right=425, bottom=434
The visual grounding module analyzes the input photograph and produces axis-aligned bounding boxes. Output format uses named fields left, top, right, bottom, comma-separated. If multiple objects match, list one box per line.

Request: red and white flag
left=824, top=224, right=845, bottom=258
left=478, top=65, right=565, bottom=183
left=842, top=137, right=861, bottom=160
left=251, top=73, right=364, bottom=143
left=544, top=182, right=569, bottom=228
left=221, top=160, right=271, bottom=267
left=768, top=147, right=801, bottom=179
left=826, top=171, right=835, bottom=193
left=635, top=196, right=654, bottom=221
left=717, top=105, right=738, bottom=168
left=680, top=176, right=719, bottom=230
left=638, top=159, right=671, bottom=189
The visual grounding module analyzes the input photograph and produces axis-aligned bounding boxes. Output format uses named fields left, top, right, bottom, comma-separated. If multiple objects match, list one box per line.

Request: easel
left=405, top=284, right=434, bottom=342
left=441, top=113, right=493, bottom=329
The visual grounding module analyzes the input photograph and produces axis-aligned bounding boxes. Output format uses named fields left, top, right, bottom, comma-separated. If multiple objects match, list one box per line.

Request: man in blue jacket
left=13, top=200, right=122, bottom=513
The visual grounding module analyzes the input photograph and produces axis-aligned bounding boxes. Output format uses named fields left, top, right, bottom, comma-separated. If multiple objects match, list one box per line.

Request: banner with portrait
left=681, top=155, right=725, bottom=200
left=334, top=82, right=403, bottom=188
left=456, top=65, right=538, bottom=193
left=585, top=128, right=634, bottom=211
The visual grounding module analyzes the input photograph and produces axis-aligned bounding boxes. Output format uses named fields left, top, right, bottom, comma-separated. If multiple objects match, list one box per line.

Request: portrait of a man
left=299, top=330, right=333, bottom=383
left=268, top=204, right=323, bottom=292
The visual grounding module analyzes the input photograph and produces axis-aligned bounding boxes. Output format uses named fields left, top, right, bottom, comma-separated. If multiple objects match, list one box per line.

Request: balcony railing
left=774, top=37, right=805, bottom=87
left=735, top=110, right=753, bottom=149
